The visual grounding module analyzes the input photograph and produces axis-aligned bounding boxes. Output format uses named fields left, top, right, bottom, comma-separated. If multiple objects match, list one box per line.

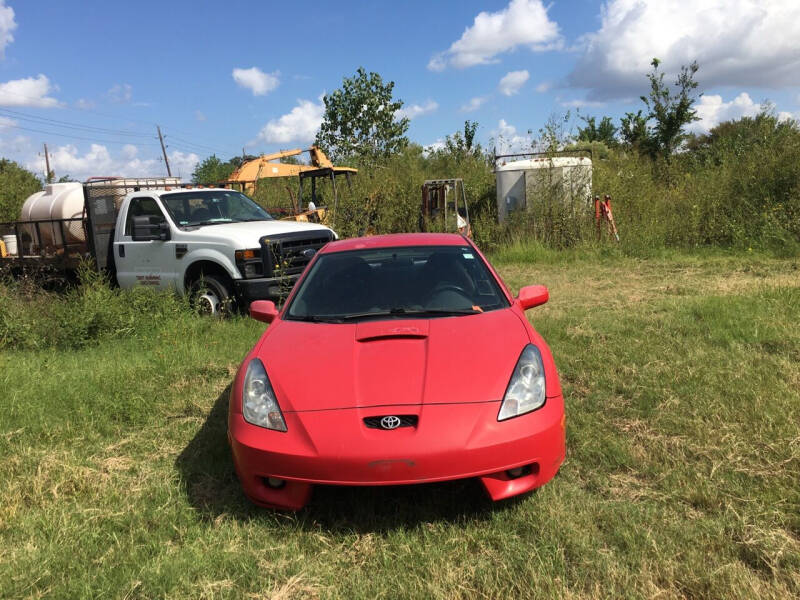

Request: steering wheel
left=425, top=283, right=472, bottom=305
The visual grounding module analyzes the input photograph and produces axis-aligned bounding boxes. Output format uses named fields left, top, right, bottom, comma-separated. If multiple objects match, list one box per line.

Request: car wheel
left=191, top=274, right=236, bottom=317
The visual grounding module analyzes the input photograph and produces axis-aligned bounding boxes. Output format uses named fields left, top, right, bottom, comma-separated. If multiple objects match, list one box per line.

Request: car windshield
left=160, top=190, right=272, bottom=227
left=286, top=245, right=510, bottom=322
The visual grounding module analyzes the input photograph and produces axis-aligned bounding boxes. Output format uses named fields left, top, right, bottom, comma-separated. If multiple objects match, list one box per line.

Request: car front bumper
left=228, top=396, right=566, bottom=511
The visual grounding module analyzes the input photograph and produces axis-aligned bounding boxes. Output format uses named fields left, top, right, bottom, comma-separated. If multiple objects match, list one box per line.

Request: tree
left=577, top=115, right=617, bottom=147
left=686, top=108, right=799, bottom=164
left=0, top=159, right=42, bottom=222
left=315, top=67, right=409, bottom=162
left=437, top=120, right=483, bottom=159
left=619, top=110, right=651, bottom=151
left=192, top=155, right=236, bottom=184
left=640, top=58, right=700, bottom=159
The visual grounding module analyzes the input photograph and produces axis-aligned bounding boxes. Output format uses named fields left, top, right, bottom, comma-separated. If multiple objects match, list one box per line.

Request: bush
left=0, top=266, right=195, bottom=351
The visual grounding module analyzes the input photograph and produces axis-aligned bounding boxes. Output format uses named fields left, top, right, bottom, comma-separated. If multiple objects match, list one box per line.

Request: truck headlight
left=242, top=358, right=287, bottom=431
left=498, top=344, right=546, bottom=421
left=235, top=248, right=263, bottom=279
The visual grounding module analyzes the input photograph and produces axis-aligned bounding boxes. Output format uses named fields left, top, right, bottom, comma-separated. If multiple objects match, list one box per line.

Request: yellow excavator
left=223, top=146, right=357, bottom=224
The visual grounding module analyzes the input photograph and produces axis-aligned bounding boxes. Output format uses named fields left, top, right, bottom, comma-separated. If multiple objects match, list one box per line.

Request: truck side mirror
left=517, top=285, right=549, bottom=310
left=250, top=300, right=278, bottom=323
left=132, top=215, right=170, bottom=241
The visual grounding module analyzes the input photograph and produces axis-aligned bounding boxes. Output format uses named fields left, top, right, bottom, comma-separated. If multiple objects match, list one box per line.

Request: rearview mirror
left=132, top=215, right=170, bottom=241
left=517, top=285, right=549, bottom=310
left=250, top=300, right=278, bottom=323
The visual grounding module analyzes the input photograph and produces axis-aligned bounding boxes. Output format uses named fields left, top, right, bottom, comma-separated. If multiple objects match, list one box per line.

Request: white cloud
left=0, top=1, right=16, bottom=58
left=395, top=100, right=438, bottom=120
left=121, top=144, right=138, bottom=160
left=498, top=70, right=529, bottom=96
left=232, top=67, right=279, bottom=96
left=0, top=75, right=59, bottom=107
left=559, top=98, right=606, bottom=108
left=692, top=92, right=768, bottom=132
left=168, top=151, right=201, bottom=179
left=75, top=98, right=94, bottom=109
left=461, top=96, right=489, bottom=112
left=570, top=0, right=800, bottom=100
left=492, top=119, right=532, bottom=153
left=535, top=81, right=552, bottom=93
left=428, top=0, right=561, bottom=70
left=29, top=144, right=199, bottom=182
left=0, top=115, right=15, bottom=128
left=107, top=83, right=132, bottom=104
left=258, top=98, right=324, bottom=144
left=0, top=132, right=30, bottom=147
left=423, top=139, right=446, bottom=156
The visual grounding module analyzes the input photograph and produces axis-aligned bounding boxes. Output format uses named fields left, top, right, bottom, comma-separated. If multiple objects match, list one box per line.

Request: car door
left=114, top=196, right=179, bottom=290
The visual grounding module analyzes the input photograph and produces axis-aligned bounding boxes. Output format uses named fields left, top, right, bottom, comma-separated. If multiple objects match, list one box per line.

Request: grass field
left=1, top=249, right=798, bottom=599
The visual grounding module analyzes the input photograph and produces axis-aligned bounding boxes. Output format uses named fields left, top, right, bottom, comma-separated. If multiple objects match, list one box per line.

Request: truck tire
left=191, top=273, right=236, bottom=317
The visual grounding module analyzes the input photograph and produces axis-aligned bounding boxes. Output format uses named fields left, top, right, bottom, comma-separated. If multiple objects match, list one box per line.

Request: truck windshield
left=286, top=245, right=510, bottom=322
left=160, top=190, right=272, bottom=227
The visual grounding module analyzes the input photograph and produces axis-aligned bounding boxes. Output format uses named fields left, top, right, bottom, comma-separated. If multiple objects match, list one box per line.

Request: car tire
left=191, top=273, right=236, bottom=317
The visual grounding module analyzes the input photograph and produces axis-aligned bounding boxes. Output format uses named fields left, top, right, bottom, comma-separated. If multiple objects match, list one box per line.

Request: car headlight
left=242, top=358, right=287, bottom=431
left=498, top=344, right=546, bottom=421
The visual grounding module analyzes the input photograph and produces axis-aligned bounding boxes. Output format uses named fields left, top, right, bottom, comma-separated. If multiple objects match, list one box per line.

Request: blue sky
left=1, top=0, right=799, bottom=180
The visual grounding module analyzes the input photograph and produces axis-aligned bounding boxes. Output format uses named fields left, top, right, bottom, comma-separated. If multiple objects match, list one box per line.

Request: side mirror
left=132, top=215, right=170, bottom=241
left=517, top=285, right=549, bottom=310
left=250, top=300, right=278, bottom=324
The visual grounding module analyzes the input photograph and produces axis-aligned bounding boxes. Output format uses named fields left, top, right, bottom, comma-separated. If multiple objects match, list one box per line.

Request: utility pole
left=43, top=143, right=52, bottom=182
left=157, top=125, right=172, bottom=177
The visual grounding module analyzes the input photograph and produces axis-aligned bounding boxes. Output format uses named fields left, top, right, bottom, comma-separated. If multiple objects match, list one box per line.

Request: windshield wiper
left=337, top=307, right=481, bottom=321
left=191, top=220, right=233, bottom=227
left=288, top=315, right=344, bottom=323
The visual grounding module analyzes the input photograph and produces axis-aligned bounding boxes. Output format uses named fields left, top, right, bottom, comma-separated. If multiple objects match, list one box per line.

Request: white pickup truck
left=0, top=178, right=335, bottom=314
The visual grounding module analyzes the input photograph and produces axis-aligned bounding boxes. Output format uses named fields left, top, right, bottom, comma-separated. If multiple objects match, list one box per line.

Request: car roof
left=321, top=233, right=470, bottom=254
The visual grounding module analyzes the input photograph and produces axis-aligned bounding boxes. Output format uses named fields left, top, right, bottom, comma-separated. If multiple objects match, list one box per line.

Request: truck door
left=114, top=196, right=179, bottom=290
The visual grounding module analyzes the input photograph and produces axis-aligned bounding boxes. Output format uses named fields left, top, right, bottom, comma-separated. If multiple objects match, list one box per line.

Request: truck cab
left=113, top=187, right=335, bottom=314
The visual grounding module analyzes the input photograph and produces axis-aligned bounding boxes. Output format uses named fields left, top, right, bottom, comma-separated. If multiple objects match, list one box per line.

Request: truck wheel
left=191, top=274, right=236, bottom=317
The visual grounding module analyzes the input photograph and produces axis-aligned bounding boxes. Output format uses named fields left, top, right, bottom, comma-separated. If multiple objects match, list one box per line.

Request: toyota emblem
left=380, top=415, right=401, bottom=430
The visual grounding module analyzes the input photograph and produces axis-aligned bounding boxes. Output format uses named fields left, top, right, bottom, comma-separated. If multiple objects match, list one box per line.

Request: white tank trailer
left=495, top=156, right=592, bottom=223
left=18, top=177, right=180, bottom=254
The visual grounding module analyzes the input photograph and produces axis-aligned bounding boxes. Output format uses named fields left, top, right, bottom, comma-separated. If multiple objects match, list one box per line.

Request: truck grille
left=260, top=231, right=334, bottom=278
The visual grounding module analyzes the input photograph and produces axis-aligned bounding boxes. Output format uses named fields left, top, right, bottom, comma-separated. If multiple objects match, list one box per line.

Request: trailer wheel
left=191, top=273, right=236, bottom=317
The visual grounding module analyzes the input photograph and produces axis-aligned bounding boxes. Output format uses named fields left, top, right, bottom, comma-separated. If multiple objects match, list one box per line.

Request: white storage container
left=495, top=156, right=592, bottom=223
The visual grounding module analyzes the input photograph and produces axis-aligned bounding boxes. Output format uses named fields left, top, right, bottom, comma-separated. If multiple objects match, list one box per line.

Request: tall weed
left=242, top=122, right=799, bottom=257
left=0, top=266, right=194, bottom=351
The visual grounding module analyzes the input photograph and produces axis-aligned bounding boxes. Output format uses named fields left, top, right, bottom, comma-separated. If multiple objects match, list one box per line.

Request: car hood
left=259, top=309, right=529, bottom=411
left=185, top=220, right=333, bottom=248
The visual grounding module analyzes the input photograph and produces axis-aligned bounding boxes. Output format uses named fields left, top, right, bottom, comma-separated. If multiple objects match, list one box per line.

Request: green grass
left=1, top=250, right=799, bottom=599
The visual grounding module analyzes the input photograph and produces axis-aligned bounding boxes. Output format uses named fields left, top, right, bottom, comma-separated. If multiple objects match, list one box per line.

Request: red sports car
left=228, top=233, right=565, bottom=510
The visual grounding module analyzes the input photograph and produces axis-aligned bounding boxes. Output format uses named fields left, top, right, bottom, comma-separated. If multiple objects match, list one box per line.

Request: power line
left=0, top=107, right=154, bottom=139
left=0, top=123, right=161, bottom=146
left=0, top=91, right=242, bottom=159
left=165, top=133, right=234, bottom=155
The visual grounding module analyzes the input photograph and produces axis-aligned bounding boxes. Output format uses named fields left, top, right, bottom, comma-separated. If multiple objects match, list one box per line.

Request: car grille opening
left=363, top=415, right=419, bottom=430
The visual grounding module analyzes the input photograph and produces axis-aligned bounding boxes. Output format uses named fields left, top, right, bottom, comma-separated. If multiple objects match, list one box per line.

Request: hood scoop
left=355, top=320, right=429, bottom=342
